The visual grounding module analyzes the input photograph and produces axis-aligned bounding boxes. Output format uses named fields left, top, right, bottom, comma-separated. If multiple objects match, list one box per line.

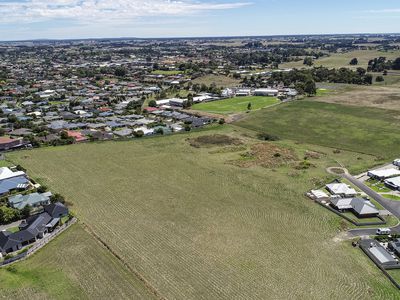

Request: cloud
left=364, top=8, right=400, bottom=14
left=0, top=0, right=252, bottom=24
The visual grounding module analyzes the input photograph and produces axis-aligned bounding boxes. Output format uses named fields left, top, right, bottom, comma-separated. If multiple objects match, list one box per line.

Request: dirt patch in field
left=188, top=134, right=243, bottom=148
left=231, top=143, right=298, bottom=168
left=304, top=150, right=324, bottom=159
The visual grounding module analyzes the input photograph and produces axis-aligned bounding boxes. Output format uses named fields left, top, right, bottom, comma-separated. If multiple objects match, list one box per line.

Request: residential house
left=0, top=167, right=29, bottom=196
left=325, top=183, right=357, bottom=198
left=8, top=192, right=52, bottom=210
left=330, top=197, right=379, bottom=218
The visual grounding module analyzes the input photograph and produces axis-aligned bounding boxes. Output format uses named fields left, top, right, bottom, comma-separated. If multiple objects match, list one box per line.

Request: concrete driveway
left=343, top=173, right=400, bottom=236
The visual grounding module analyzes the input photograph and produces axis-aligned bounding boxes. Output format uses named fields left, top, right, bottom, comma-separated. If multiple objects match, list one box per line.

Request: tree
left=303, top=57, right=313, bottom=66
left=21, top=205, right=32, bottom=219
left=134, top=130, right=144, bottom=138
left=247, top=102, right=252, bottom=110
left=376, top=76, right=384, bottom=82
left=349, top=58, right=358, bottom=65
left=155, top=128, right=164, bottom=135
left=148, top=100, right=157, bottom=107
left=0, top=206, right=19, bottom=224
left=218, top=118, right=225, bottom=125
left=304, top=80, right=316, bottom=96
left=393, top=58, right=400, bottom=70
left=50, top=193, right=65, bottom=204
left=114, top=67, right=127, bottom=77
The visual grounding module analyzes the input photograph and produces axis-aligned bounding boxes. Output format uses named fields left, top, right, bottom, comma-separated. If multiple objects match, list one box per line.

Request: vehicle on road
left=376, top=228, right=391, bottom=235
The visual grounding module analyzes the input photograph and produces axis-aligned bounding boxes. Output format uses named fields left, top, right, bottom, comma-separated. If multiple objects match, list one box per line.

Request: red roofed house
left=0, top=137, right=24, bottom=151
left=66, top=131, right=88, bottom=143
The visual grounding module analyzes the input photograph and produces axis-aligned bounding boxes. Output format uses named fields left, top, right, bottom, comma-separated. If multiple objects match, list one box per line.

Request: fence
left=0, top=217, right=77, bottom=267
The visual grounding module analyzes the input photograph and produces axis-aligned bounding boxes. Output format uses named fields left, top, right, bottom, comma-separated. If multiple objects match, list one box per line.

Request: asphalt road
left=343, top=174, right=400, bottom=236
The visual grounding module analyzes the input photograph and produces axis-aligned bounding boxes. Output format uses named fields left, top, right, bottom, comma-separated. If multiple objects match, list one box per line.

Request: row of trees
left=269, top=67, right=373, bottom=87
left=367, top=57, right=400, bottom=72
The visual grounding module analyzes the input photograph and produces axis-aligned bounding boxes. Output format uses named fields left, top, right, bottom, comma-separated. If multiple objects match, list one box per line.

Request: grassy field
left=0, top=224, right=155, bottom=299
left=5, top=126, right=400, bottom=299
left=235, top=100, right=400, bottom=159
left=192, top=96, right=279, bottom=115
left=280, top=49, right=400, bottom=70
left=316, top=84, right=400, bottom=111
left=151, top=70, right=183, bottom=75
left=192, top=74, right=241, bottom=87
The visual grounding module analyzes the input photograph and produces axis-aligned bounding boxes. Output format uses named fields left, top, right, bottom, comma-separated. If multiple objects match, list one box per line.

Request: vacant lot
left=316, top=85, right=400, bottom=111
left=235, top=100, right=400, bottom=159
left=192, top=74, right=240, bottom=87
left=192, top=96, right=279, bottom=115
left=0, top=224, right=155, bottom=299
left=280, top=49, right=400, bottom=69
left=6, top=127, right=399, bottom=299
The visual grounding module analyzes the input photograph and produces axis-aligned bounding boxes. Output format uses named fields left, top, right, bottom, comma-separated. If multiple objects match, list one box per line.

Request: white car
left=376, top=228, right=391, bottom=235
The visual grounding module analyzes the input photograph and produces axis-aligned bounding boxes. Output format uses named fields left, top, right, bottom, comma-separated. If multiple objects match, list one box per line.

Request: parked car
left=376, top=228, right=391, bottom=235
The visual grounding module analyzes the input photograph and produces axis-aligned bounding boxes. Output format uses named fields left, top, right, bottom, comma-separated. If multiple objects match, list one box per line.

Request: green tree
left=148, top=100, right=157, bottom=107
left=134, top=130, right=144, bottom=138
left=349, top=58, right=358, bottom=65
left=303, top=57, right=313, bottom=66
left=304, top=80, right=316, bottom=96
left=393, top=58, right=400, bottom=70
left=21, top=205, right=32, bottom=219
left=247, top=102, right=252, bottom=110
left=114, top=67, right=127, bottom=77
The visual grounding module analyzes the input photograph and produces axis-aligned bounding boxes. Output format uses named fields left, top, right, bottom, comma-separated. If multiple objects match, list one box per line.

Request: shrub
left=257, top=133, right=279, bottom=141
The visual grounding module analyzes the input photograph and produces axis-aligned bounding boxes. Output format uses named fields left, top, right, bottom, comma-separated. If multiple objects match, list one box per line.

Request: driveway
left=0, top=220, right=21, bottom=231
left=343, top=173, right=400, bottom=236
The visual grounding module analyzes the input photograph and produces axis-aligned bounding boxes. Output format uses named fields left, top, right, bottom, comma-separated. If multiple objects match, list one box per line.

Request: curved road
left=343, top=173, right=400, bottom=236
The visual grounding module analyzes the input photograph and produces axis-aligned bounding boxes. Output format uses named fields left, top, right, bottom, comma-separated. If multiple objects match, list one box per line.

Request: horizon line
left=1, top=32, right=400, bottom=43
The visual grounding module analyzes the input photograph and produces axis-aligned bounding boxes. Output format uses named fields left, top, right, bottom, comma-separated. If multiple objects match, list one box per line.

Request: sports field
left=192, top=96, right=279, bottom=114
left=0, top=224, right=155, bottom=299
left=5, top=126, right=399, bottom=299
left=235, top=100, right=400, bottom=159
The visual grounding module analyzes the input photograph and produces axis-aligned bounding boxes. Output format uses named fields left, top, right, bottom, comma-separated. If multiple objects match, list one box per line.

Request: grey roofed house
left=44, top=202, right=69, bottom=218
left=113, top=128, right=132, bottom=137
left=388, top=238, right=400, bottom=257
left=60, top=111, right=80, bottom=120
left=0, top=203, right=66, bottom=255
left=8, top=191, right=52, bottom=210
left=330, top=197, right=379, bottom=218
left=0, top=175, right=29, bottom=196
left=9, top=128, right=33, bottom=137
left=368, top=243, right=398, bottom=266
left=47, top=120, right=67, bottom=131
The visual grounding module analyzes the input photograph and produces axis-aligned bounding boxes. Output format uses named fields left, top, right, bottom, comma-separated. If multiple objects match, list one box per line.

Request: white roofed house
left=253, top=88, right=279, bottom=97
left=325, top=183, right=357, bottom=198
left=384, top=176, right=400, bottom=191
left=393, top=159, right=400, bottom=167
left=368, top=168, right=400, bottom=180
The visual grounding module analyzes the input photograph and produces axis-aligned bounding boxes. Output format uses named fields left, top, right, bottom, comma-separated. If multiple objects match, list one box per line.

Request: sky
left=0, top=0, right=400, bottom=41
